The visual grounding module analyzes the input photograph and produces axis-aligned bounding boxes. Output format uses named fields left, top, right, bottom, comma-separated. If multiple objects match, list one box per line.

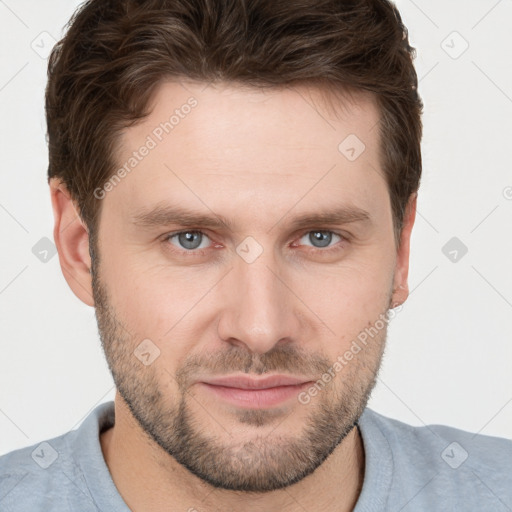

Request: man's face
left=92, top=81, right=404, bottom=492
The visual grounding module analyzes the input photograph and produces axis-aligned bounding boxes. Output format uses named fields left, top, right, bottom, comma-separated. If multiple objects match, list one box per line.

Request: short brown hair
left=46, top=0, right=423, bottom=250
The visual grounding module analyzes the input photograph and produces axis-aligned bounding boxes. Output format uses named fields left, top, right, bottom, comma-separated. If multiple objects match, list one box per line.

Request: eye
left=166, top=230, right=211, bottom=251
left=162, top=229, right=346, bottom=257
left=297, top=230, right=344, bottom=250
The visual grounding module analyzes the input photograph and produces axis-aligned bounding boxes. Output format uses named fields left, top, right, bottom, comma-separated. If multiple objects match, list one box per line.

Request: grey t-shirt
left=0, top=401, right=511, bottom=511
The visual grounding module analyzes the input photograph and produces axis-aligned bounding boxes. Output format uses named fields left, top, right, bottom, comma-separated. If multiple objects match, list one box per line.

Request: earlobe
left=49, top=178, right=95, bottom=307
left=390, top=193, right=417, bottom=309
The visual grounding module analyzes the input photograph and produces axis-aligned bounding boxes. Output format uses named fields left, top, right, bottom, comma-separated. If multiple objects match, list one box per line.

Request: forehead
left=106, top=80, right=387, bottom=228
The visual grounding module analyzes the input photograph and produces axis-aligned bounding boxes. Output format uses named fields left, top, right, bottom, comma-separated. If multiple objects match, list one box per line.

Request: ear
left=390, top=193, right=417, bottom=308
left=49, top=178, right=94, bottom=307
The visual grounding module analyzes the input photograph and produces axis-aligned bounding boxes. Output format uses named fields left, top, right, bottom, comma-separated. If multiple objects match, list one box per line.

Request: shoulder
left=0, top=430, right=95, bottom=511
left=357, top=408, right=512, bottom=511
left=0, top=402, right=115, bottom=511
left=361, top=407, right=512, bottom=466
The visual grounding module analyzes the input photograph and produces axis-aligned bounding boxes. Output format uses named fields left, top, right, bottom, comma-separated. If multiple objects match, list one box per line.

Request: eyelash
left=162, top=229, right=347, bottom=257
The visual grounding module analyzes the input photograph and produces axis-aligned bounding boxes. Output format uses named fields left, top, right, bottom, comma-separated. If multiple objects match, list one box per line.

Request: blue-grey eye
left=169, top=231, right=209, bottom=250
left=300, top=230, right=341, bottom=248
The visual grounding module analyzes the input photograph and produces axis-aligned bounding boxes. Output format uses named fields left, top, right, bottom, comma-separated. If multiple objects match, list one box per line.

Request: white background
left=0, top=0, right=511, bottom=455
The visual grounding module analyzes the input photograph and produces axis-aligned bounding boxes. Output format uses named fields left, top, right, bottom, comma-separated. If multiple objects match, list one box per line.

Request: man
left=0, top=0, right=510, bottom=510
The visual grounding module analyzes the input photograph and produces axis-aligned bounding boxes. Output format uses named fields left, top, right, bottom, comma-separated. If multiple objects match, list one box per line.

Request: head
left=48, top=0, right=422, bottom=493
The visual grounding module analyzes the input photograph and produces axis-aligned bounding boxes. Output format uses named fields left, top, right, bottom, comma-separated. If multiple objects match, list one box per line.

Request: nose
left=216, top=246, right=303, bottom=354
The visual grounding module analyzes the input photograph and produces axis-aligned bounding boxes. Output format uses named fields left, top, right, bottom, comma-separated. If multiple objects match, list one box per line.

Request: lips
left=197, top=374, right=314, bottom=409
left=200, top=374, right=312, bottom=390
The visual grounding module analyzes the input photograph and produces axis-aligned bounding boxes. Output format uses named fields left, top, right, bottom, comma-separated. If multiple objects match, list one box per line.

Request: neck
left=100, top=396, right=365, bottom=512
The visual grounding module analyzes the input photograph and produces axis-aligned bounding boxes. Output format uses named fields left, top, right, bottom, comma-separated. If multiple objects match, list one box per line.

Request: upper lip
left=201, top=374, right=313, bottom=390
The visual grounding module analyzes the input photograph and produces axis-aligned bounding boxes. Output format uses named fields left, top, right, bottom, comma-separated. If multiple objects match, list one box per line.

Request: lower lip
left=199, top=382, right=311, bottom=409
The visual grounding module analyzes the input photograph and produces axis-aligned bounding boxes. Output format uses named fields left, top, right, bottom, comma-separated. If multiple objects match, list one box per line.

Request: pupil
left=179, top=231, right=201, bottom=249
left=310, top=231, right=331, bottom=248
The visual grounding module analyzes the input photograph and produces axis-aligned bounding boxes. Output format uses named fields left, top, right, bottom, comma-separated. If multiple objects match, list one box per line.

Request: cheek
left=102, top=255, right=217, bottom=342
left=293, top=255, right=395, bottom=339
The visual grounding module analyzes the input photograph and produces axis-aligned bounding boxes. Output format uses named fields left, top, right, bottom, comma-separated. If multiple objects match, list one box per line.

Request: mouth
left=198, top=374, right=313, bottom=409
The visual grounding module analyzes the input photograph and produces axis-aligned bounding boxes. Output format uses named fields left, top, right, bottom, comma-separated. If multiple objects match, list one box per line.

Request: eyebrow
left=131, top=203, right=372, bottom=232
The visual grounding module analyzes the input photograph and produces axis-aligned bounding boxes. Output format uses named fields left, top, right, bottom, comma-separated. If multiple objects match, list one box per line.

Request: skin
left=50, top=80, right=416, bottom=512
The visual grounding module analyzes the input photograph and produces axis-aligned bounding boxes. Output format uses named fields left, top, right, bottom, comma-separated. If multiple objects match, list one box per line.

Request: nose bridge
left=217, top=242, right=298, bottom=353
